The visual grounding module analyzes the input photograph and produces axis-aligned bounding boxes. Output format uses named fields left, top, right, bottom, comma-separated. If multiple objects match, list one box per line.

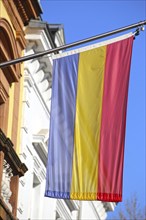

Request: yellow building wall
left=7, top=85, right=15, bottom=138
left=16, top=61, right=24, bottom=154
left=0, top=0, right=24, bottom=153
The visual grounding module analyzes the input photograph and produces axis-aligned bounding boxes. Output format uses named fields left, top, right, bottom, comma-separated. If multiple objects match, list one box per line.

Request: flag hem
left=45, top=190, right=122, bottom=202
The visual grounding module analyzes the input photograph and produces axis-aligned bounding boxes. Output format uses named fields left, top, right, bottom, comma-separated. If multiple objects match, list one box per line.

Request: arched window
left=0, top=18, right=20, bottom=85
left=0, top=18, right=20, bottom=134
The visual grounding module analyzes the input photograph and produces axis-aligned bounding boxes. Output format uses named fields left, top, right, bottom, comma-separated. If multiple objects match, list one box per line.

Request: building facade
left=0, top=0, right=42, bottom=219
left=17, top=19, right=66, bottom=219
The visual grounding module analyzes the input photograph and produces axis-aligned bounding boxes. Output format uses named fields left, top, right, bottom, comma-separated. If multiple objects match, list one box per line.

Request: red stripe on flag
left=97, top=37, right=133, bottom=202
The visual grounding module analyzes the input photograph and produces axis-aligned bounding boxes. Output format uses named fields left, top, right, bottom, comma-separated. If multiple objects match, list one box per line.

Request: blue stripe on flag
left=45, top=54, right=79, bottom=198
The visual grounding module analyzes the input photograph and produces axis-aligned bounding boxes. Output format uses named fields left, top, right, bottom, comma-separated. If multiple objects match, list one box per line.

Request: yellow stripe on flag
left=71, top=46, right=106, bottom=199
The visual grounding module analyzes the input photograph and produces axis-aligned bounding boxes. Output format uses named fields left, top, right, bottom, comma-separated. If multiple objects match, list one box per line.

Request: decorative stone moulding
left=0, top=129, right=28, bottom=219
left=0, top=129, right=28, bottom=178
left=1, top=160, right=13, bottom=211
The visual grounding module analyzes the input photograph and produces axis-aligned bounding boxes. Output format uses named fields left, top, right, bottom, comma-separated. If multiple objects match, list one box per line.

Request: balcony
left=0, top=129, right=28, bottom=220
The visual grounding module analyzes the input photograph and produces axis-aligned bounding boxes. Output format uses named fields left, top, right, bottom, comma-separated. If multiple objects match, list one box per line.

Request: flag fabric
left=45, top=33, right=134, bottom=202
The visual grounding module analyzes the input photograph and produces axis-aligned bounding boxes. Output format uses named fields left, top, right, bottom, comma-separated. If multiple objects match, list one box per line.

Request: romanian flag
left=45, top=33, right=134, bottom=202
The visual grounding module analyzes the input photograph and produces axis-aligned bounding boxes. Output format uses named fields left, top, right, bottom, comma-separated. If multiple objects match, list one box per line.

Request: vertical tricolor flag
left=45, top=33, right=134, bottom=202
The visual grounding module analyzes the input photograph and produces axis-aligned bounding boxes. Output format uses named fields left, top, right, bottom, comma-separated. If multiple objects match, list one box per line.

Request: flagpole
left=0, top=20, right=146, bottom=68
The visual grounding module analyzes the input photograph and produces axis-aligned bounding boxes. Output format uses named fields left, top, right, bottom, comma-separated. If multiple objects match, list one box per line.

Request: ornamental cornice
left=2, top=0, right=42, bottom=50
left=25, top=29, right=53, bottom=57
left=24, top=59, right=52, bottom=115
left=14, top=0, right=42, bottom=25
left=24, top=20, right=56, bottom=49
left=2, top=0, right=26, bottom=49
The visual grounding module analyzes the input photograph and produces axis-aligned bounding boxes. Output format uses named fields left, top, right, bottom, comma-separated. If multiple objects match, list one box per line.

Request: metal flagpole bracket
left=133, top=22, right=145, bottom=40
left=0, top=20, right=146, bottom=69
left=141, top=26, right=145, bottom=31
left=134, top=24, right=145, bottom=37
left=134, top=28, right=141, bottom=37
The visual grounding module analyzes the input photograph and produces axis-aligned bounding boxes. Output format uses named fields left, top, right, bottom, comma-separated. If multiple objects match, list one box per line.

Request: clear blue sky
left=40, top=0, right=145, bottom=218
